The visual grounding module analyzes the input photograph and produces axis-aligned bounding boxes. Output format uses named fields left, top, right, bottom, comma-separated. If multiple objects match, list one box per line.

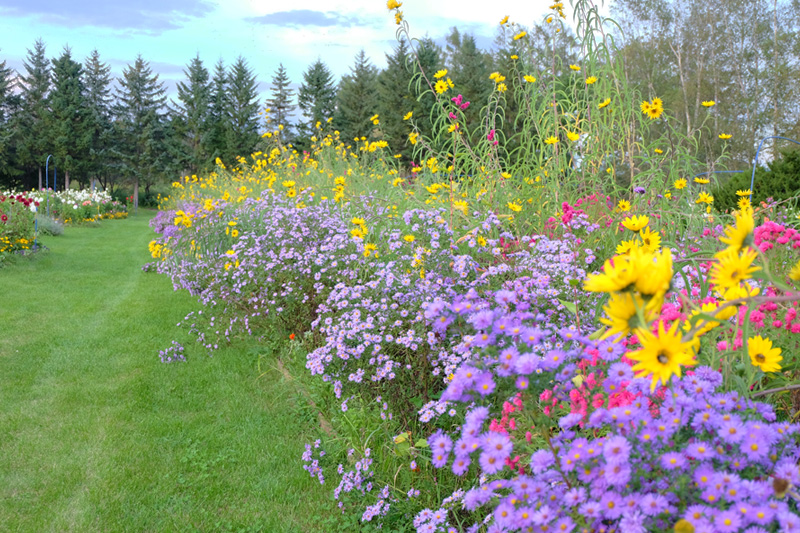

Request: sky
left=0, top=0, right=574, bottom=103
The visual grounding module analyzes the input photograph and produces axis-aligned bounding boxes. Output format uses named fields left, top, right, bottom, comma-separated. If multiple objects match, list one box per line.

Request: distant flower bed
left=27, top=189, right=128, bottom=224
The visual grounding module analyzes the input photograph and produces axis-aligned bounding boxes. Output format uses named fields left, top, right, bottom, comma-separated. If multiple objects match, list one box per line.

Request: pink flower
left=487, top=129, right=495, bottom=141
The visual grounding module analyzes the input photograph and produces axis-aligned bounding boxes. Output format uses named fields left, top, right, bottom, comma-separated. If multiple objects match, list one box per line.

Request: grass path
left=0, top=213, right=327, bottom=532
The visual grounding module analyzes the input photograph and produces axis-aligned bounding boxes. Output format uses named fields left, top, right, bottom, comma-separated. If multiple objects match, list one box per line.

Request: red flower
left=1, top=214, right=7, bottom=222
left=289, top=333, right=296, bottom=340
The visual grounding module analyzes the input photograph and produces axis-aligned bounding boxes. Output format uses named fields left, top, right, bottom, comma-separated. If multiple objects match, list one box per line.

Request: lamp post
left=45, top=154, right=55, bottom=217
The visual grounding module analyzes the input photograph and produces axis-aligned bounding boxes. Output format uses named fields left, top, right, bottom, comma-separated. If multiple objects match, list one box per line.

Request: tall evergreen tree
left=0, top=51, right=21, bottom=183
left=49, top=47, right=92, bottom=189
left=15, top=39, right=51, bottom=190
left=114, top=55, right=167, bottom=207
left=174, top=54, right=211, bottom=174
left=334, top=50, right=380, bottom=146
left=447, top=32, right=492, bottom=139
left=204, top=59, right=230, bottom=167
left=377, top=40, right=416, bottom=159
left=266, top=63, right=295, bottom=136
left=297, top=59, right=337, bottom=150
left=83, top=49, right=114, bottom=190
left=225, top=56, right=261, bottom=163
left=410, top=38, right=442, bottom=146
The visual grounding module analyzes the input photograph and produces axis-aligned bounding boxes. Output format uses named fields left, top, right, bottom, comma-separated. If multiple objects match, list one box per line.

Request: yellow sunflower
left=628, top=320, right=697, bottom=391
left=710, top=247, right=760, bottom=290
left=638, top=226, right=662, bottom=253
left=622, top=215, right=650, bottom=233
left=618, top=199, right=631, bottom=212
left=696, top=192, right=714, bottom=205
left=789, top=259, right=800, bottom=281
left=634, top=248, right=672, bottom=298
left=748, top=335, right=783, bottom=373
left=716, top=209, right=754, bottom=256
left=674, top=178, right=687, bottom=190
left=583, top=255, right=641, bottom=293
left=600, top=292, right=656, bottom=338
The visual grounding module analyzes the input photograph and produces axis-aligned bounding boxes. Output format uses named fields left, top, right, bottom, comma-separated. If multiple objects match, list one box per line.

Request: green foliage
left=13, top=39, right=51, bottom=186
left=49, top=47, right=93, bottom=187
left=266, top=63, right=295, bottom=136
left=334, top=50, right=380, bottom=145
left=174, top=54, right=212, bottom=175
left=113, top=55, right=169, bottom=196
left=712, top=149, right=800, bottom=212
left=377, top=40, right=416, bottom=159
left=297, top=59, right=338, bottom=150
left=225, top=57, right=261, bottom=163
left=34, top=213, right=64, bottom=236
left=83, top=50, right=115, bottom=190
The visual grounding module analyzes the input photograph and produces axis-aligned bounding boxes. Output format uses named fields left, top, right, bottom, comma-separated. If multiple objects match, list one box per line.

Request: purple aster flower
left=493, top=502, right=516, bottom=528
left=530, top=449, right=555, bottom=474
left=619, top=511, right=647, bottom=533
left=778, top=511, right=800, bottom=533
left=603, top=435, right=632, bottom=464
left=563, top=487, right=586, bottom=507
left=659, top=451, right=687, bottom=470
left=483, top=433, right=513, bottom=462
left=604, top=462, right=631, bottom=486
left=599, top=491, right=623, bottom=519
left=578, top=501, right=601, bottom=519
left=714, top=510, right=742, bottom=532
left=553, top=517, right=575, bottom=533
left=474, top=372, right=496, bottom=396
left=429, top=432, right=453, bottom=454
left=639, top=493, right=668, bottom=516
left=470, top=310, right=494, bottom=330
left=478, top=450, right=504, bottom=475
left=687, top=441, right=713, bottom=461
left=514, top=353, right=541, bottom=375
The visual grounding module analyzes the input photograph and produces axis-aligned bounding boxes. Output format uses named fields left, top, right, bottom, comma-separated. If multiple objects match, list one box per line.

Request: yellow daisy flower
left=622, top=214, right=649, bottom=233
left=628, top=320, right=697, bottom=391
left=586, top=76, right=598, bottom=85
left=598, top=98, right=611, bottom=109
left=674, top=178, right=687, bottom=190
left=617, top=199, right=631, bottom=212
left=710, top=248, right=760, bottom=290
left=701, top=100, right=715, bottom=107
left=544, top=136, right=558, bottom=145
left=748, top=335, right=782, bottom=373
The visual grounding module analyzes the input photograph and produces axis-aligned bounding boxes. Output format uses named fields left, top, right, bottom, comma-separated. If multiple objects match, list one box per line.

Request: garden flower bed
left=146, top=2, right=800, bottom=531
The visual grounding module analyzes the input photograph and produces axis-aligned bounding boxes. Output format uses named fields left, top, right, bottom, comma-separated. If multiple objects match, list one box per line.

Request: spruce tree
left=377, top=40, right=416, bottom=159
left=49, top=47, right=92, bottom=189
left=225, top=56, right=261, bottom=163
left=83, top=49, right=114, bottom=190
left=174, top=54, right=211, bottom=174
left=296, top=59, right=337, bottom=150
left=0, top=52, right=21, bottom=183
left=266, top=63, right=295, bottom=136
left=204, top=59, right=230, bottom=167
left=15, top=39, right=51, bottom=190
left=334, top=50, right=380, bottom=146
left=448, top=33, right=492, bottom=139
left=114, top=55, right=167, bottom=206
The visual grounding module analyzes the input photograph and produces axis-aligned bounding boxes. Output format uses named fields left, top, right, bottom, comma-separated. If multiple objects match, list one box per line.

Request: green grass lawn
left=0, top=213, right=328, bottom=532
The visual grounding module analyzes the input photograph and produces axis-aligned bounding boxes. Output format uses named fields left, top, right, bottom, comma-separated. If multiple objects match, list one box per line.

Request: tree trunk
left=38, top=167, right=42, bottom=191
left=133, top=178, right=139, bottom=214
left=65, top=170, right=70, bottom=191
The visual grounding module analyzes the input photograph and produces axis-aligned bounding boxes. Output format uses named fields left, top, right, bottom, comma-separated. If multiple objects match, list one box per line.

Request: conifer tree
left=225, top=56, right=261, bottom=163
left=114, top=55, right=167, bottom=206
left=49, top=47, right=92, bottom=189
left=174, top=54, right=211, bottom=174
left=204, top=59, right=230, bottom=167
left=377, top=40, right=416, bottom=159
left=15, top=39, right=51, bottom=190
left=0, top=52, right=21, bottom=182
left=297, top=59, right=337, bottom=150
left=334, top=50, right=380, bottom=146
left=83, top=49, right=114, bottom=190
left=447, top=32, right=492, bottom=139
left=266, top=63, right=295, bottom=137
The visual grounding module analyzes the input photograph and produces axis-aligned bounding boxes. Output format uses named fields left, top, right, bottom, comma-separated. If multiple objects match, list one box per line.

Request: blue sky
left=0, top=0, right=562, bottom=102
